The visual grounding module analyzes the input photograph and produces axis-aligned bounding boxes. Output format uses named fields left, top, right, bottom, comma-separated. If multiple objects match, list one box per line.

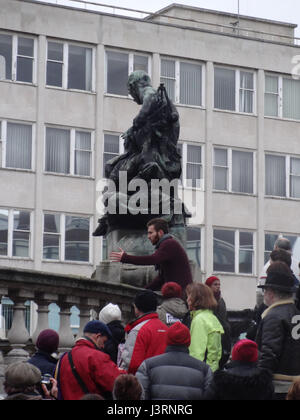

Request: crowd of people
left=1, top=219, right=300, bottom=401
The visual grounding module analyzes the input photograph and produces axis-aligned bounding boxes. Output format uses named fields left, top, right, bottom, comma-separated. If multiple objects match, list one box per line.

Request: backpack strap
left=68, top=351, right=90, bottom=395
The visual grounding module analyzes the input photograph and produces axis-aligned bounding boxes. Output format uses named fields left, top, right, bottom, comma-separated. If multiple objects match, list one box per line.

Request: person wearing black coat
left=27, top=329, right=59, bottom=377
left=210, top=339, right=274, bottom=400
left=136, top=322, right=213, bottom=400
left=99, top=303, right=125, bottom=364
left=256, top=262, right=300, bottom=400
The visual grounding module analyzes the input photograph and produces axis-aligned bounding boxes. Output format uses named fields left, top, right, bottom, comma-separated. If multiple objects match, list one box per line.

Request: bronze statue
left=94, top=70, right=189, bottom=237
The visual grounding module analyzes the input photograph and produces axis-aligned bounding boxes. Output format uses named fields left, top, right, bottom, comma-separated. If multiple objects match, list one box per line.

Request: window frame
left=265, top=73, right=300, bottom=121
left=105, top=48, right=151, bottom=97
left=265, top=153, right=300, bottom=199
left=44, top=125, right=94, bottom=178
left=0, top=32, right=37, bottom=84
left=214, top=65, right=256, bottom=115
left=103, top=132, right=124, bottom=177
left=213, top=227, right=256, bottom=275
left=42, top=213, right=92, bottom=264
left=0, top=208, right=32, bottom=260
left=46, top=39, right=95, bottom=92
left=180, top=142, right=204, bottom=190
left=0, top=119, right=35, bottom=171
left=160, top=56, right=205, bottom=107
left=213, top=147, right=256, bottom=195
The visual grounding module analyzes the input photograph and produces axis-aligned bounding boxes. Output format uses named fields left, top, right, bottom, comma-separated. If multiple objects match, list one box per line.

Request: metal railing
left=26, top=0, right=300, bottom=46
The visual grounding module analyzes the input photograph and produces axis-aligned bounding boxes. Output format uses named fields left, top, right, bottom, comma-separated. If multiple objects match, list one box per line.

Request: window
left=45, top=127, right=93, bottom=177
left=0, top=120, right=33, bottom=170
left=106, top=50, right=150, bottom=96
left=0, top=209, right=31, bottom=258
left=265, top=154, right=300, bottom=199
left=43, top=213, right=91, bottom=263
left=265, top=74, right=300, bottom=120
left=213, top=228, right=254, bottom=274
left=213, top=148, right=254, bottom=194
left=214, top=67, right=255, bottom=113
left=46, top=40, right=93, bottom=91
left=160, top=58, right=203, bottom=106
left=180, top=143, right=203, bottom=189
left=103, top=133, right=123, bottom=177
left=264, top=233, right=299, bottom=265
left=186, top=226, right=202, bottom=268
left=0, top=33, right=35, bottom=83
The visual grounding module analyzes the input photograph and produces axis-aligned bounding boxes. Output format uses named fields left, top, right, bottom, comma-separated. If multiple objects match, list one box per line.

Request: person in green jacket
left=186, top=283, right=224, bottom=372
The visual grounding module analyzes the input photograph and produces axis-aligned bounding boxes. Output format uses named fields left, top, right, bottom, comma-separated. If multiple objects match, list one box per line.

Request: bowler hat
left=258, top=271, right=297, bottom=293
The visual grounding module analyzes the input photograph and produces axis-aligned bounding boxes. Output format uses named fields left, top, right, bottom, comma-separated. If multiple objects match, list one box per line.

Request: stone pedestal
left=93, top=227, right=201, bottom=287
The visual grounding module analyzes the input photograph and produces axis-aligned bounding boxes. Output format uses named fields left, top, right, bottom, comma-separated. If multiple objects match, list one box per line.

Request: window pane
left=265, top=93, right=278, bottom=117
left=187, top=164, right=201, bottom=188
left=103, top=134, right=119, bottom=177
left=187, top=145, right=201, bottom=164
left=44, top=214, right=60, bottom=233
left=6, top=123, right=32, bottom=170
left=48, top=42, right=63, bottom=61
left=16, top=56, right=33, bottom=83
left=134, top=55, right=148, bottom=72
left=214, top=148, right=227, bottom=166
left=290, top=158, right=300, bottom=198
left=107, top=51, right=128, bottom=96
left=43, top=234, right=60, bottom=260
left=161, top=59, right=176, bottom=101
left=68, top=45, right=92, bottom=91
left=239, top=90, right=253, bottom=113
left=186, top=226, right=201, bottom=267
left=180, top=62, right=202, bottom=106
left=13, top=211, right=30, bottom=231
left=13, top=231, right=30, bottom=258
left=239, top=249, right=253, bottom=274
left=240, top=231, right=253, bottom=248
left=47, top=61, right=63, bottom=87
left=283, top=78, right=300, bottom=120
left=265, top=155, right=286, bottom=196
left=214, top=167, right=228, bottom=190
left=65, top=216, right=90, bottom=262
left=265, top=76, right=278, bottom=94
left=45, top=127, right=70, bottom=174
left=18, top=37, right=34, bottom=57
left=0, top=210, right=8, bottom=256
left=240, top=71, right=253, bottom=90
left=213, top=229, right=235, bottom=272
left=214, top=67, right=235, bottom=111
left=0, top=34, right=12, bottom=80
left=75, top=131, right=91, bottom=176
left=232, top=150, right=253, bottom=194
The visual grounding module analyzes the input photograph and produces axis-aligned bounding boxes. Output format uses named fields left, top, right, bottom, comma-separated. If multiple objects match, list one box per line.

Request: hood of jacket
left=158, top=298, right=189, bottom=318
left=125, top=312, right=159, bottom=333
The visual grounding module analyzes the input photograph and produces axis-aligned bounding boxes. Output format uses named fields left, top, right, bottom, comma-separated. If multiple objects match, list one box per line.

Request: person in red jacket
left=110, top=218, right=193, bottom=291
left=56, top=321, right=126, bottom=400
left=120, top=290, right=168, bottom=374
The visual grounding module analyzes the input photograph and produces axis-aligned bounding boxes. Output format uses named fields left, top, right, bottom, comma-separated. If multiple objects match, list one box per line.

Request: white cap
left=99, top=303, right=122, bottom=324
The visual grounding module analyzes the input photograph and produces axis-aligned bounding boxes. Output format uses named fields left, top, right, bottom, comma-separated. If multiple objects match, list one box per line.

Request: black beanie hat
left=134, top=290, right=157, bottom=313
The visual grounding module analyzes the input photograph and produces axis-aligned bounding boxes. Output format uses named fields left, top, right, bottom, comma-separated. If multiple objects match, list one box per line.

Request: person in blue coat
left=28, top=329, right=59, bottom=378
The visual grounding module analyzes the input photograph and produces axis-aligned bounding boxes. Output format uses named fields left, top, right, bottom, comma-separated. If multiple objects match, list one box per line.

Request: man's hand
left=41, top=377, right=58, bottom=400
left=110, top=248, right=125, bottom=262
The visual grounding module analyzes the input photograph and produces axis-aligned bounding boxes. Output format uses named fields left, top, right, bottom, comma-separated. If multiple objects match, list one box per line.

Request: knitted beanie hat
left=232, top=339, right=258, bottom=363
left=83, top=320, right=112, bottom=338
left=205, top=276, right=220, bottom=288
left=161, top=282, right=182, bottom=299
left=36, top=329, right=59, bottom=354
left=99, top=303, right=122, bottom=324
left=134, top=290, right=157, bottom=313
left=166, top=321, right=191, bottom=347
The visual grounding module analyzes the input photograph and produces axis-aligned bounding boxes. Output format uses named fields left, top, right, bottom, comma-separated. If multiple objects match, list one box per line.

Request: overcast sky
left=36, top=0, right=300, bottom=38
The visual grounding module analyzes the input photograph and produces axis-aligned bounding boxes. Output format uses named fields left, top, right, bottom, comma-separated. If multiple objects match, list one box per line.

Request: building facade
left=0, top=0, right=299, bottom=313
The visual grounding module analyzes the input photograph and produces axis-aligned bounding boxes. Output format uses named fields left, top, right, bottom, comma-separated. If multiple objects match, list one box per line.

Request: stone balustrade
left=0, top=266, right=142, bottom=395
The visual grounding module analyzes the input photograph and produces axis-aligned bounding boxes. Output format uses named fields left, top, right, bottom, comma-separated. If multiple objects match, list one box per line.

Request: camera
left=41, top=374, right=52, bottom=391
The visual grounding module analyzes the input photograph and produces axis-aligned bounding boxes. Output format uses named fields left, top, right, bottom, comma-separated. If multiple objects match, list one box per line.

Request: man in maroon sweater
left=110, top=218, right=193, bottom=291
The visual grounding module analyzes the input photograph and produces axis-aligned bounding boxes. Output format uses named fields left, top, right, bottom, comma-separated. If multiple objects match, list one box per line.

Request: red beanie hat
left=232, top=339, right=258, bottom=363
left=205, top=276, right=220, bottom=288
left=36, top=329, right=59, bottom=354
left=167, top=322, right=191, bottom=347
left=161, top=282, right=182, bottom=299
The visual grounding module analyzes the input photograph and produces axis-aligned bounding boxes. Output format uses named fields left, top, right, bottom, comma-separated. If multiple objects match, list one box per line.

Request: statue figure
left=93, top=70, right=189, bottom=237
